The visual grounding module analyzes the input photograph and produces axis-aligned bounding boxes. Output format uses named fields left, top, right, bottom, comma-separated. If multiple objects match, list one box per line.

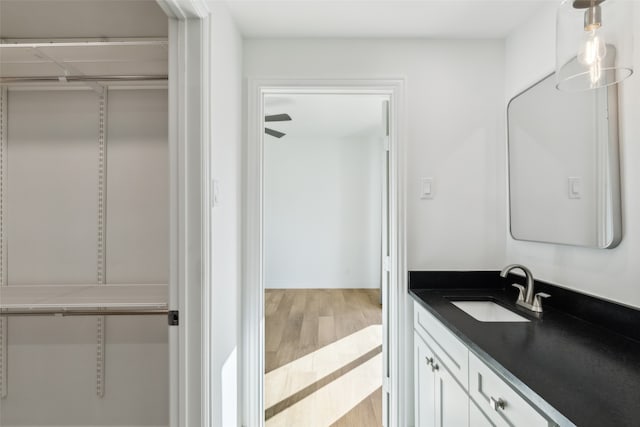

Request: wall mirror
left=507, top=73, right=622, bottom=248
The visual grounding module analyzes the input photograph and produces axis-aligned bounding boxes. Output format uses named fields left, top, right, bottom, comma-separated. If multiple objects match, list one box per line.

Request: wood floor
left=265, top=288, right=383, bottom=427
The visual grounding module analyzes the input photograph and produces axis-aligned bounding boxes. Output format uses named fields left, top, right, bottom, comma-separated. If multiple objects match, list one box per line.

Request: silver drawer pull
left=490, top=396, right=506, bottom=411
left=425, top=357, right=434, bottom=366
left=432, top=362, right=439, bottom=372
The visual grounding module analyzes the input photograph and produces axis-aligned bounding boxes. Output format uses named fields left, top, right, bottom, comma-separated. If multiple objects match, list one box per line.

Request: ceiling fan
left=265, top=113, right=292, bottom=138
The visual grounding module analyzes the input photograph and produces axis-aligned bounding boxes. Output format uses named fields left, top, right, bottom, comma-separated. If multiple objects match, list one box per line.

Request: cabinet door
left=469, top=352, right=548, bottom=427
left=414, top=302, right=469, bottom=390
left=434, top=358, right=469, bottom=427
left=415, top=333, right=437, bottom=427
left=470, top=399, right=495, bottom=427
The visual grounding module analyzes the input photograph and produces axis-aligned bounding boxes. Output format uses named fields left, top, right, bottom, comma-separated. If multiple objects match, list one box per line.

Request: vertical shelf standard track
left=96, top=89, right=108, bottom=398
left=0, top=87, right=8, bottom=399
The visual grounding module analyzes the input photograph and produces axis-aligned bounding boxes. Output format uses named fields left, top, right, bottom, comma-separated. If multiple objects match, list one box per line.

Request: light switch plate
left=421, top=178, right=434, bottom=199
left=568, top=177, right=581, bottom=199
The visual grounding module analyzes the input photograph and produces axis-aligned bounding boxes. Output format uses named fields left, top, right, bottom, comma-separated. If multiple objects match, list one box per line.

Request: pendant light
left=556, top=0, right=634, bottom=92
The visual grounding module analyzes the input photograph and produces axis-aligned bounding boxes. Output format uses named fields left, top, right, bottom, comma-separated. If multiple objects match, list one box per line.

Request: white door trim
left=243, top=78, right=408, bottom=427
left=156, top=1, right=211, bottom=426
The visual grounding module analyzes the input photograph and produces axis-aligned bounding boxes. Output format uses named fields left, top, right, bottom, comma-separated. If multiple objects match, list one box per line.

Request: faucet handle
left=533, top=292, right=551, bottom=312
left=511, top=284, right=525, bottom=302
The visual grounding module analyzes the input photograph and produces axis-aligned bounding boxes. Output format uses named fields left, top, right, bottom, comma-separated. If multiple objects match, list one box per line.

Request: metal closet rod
left=0, top=75, right=168, bottom=84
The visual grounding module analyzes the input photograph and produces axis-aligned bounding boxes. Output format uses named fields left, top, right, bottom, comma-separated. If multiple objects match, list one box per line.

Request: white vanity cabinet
left=414, top=300, right=469, bottom=427
left=469, top=352, right=548, bottom=427
left=414, top=333, right=438, bottom=427
left=413, top=300, right=553, bottom=427
left=414, top=333, right=469, bottom=427
left=469, top=399, right=494, bottom=427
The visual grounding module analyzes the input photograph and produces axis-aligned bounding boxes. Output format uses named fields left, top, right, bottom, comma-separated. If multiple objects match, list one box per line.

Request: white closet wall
left=8, top=90, right=100, bottom=284
left=106, top=89, right=169, bottom=283
left=0, top=88, right=169, bottom=427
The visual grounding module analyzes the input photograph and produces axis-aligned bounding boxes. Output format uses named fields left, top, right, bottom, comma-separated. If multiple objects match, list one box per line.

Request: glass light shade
left=556, top=0, right=634, bottom=92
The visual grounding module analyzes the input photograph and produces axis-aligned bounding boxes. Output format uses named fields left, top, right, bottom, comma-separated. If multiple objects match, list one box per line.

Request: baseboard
left=265, top=280, right=379, bottom=289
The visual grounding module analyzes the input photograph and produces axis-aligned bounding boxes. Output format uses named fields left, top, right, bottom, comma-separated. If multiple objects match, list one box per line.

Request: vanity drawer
left=469, top=352, right=548, bottom=427
left=414, top=301, right=469, bottom=390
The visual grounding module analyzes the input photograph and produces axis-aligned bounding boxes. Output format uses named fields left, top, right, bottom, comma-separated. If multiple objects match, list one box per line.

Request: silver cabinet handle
left=490, top=396, right=506, bottom=411
left=424, top=356, right=439, bottom=372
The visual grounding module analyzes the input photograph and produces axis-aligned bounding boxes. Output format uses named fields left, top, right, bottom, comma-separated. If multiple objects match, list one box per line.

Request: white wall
left=209, top=3, right=243, bottom=427
left=264, top=133, right=382, bottom=289
left=244, top=39, right=507, bottom=271
left=1, top=88, right=168, bottom=426
left=7, top=90, right=99, bottom=284
left=107, top=89, right=170, bottom=283
left=505, top=3, right=640, bottom=308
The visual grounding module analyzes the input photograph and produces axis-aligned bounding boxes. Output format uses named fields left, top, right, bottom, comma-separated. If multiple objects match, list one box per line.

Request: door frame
left=156, top=1, right=212, bottom=426
left=243, top=78, right=408, bottom=427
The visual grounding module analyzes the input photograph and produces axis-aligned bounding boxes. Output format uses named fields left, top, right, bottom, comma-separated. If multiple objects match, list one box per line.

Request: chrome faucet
left=500, top=264, right=550, bottom=313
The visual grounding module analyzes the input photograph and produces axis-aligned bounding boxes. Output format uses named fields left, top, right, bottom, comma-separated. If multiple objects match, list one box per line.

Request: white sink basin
left=451, top=300, right=530, bottom=322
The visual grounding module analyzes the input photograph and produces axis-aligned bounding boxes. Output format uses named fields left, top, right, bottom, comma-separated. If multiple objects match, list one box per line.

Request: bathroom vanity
left=409, top=271, right=640, bottom=427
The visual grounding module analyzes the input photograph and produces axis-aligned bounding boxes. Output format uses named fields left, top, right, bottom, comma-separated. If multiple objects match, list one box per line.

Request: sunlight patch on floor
left=265, top=324, right=382, bottom=409
left=265, top=352, right=383, bottom=427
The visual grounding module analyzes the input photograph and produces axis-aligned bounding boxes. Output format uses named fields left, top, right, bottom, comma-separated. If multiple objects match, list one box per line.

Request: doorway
left=244, top=80, right=405, bottom=427
left=263, top=93, right=388, bottom=426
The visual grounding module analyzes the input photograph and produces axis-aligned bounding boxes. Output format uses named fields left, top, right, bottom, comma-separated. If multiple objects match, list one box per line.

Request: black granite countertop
left=409, top=271, right=640, bottom=427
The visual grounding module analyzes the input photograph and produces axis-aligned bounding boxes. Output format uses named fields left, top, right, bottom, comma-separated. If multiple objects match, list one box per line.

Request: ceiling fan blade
left=265, top=128, right=286, bottom=138
left=265, top=113, right=292, bottom=122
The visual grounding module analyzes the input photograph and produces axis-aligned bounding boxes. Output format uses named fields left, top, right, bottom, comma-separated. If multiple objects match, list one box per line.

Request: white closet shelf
left=0, top=284, right=168, bottom=316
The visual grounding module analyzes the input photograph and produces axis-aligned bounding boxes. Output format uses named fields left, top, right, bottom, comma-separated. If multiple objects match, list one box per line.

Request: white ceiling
left=0, top=0, right=553, bottom=80
left=0, top=0, right=551, bottom=40
left=265, top=94, right=388, bottom=140
left=225, top=0, right=552, bottom=39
